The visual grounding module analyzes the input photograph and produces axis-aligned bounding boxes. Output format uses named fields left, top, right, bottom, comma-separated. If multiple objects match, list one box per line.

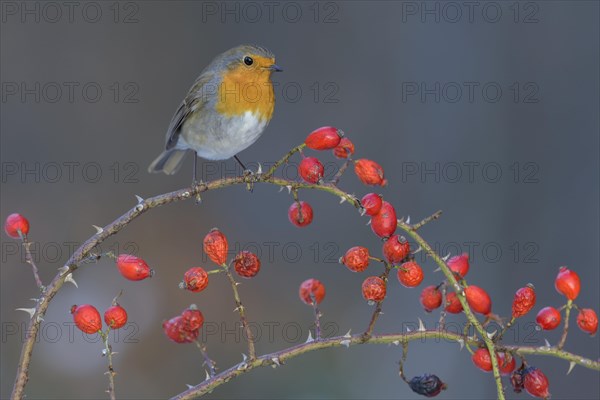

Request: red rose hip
left=305, top=126, right=343, bottom=150
left=162, top=316, right=199, bottom=344
left=420, top=285, right=442, bottom=312
left=382, top=234, right=410, bottom=263
left=4, top=213, right=30, bottom=238
left=447, top=253, right=469, bottom=278
left=116, top=254, right=153, bottom=281
left=181, top=307, right=205, bottom=331
left=354, top=159, right=387, bottom=186
left=465, top=285, right=492, bottom=315
left=299, top=157, right=324, bottom=184
left=498, top=353, right=516, bottom=375
left=288, top=201, right=313, bottom=227
left=233, top=251, right=261, bottom=278
left=512, top=284, right=536, bottom=318
left=104, top=304, right=128, bottom=330
left=397, top=261, right=424, bottom=288
left=332, top=137, right=355, bottom=159
left=203, top=228, right=228, bottom=265
left=472, top=348, right=493, bottom=372
left=299, top=278, right=326, bottom=305
left=71, top=304, right=102, bottom=334
left=362, top=276, right=387, bottom=302
left=577, top=308, right=598, bottom=335
left=361, top=193, right=383, bottom=216
left=523, top=367, right=550, bottom=399
left=370, top=201, right=397, bottom=238
left=340, top=246, right=370, bottom=272
left=554, top=266, right=580, bottom=300
left=536, top=306, right=561, bottom=330
left=180, top=267, right=209, bottom=292
left=445, top=292, right=463, bottom=314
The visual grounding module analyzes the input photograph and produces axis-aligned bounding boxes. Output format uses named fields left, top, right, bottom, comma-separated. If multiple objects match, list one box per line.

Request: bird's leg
left=193, top=153, right=198, bottom=183
left=193, top=152, right=202, bottom=204
left=234, top=155, right=255, bottom=193
left=234, top=155, right=249, bottom=173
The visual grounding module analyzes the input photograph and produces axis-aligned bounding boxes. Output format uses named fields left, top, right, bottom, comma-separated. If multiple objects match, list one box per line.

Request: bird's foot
left=192, top=180, right=203, bottom=204
left=242, top=169, right=258, bottom=193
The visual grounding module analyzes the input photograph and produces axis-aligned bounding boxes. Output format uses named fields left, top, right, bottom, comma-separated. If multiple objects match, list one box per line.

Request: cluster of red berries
left=164, top=229, right=261, bottom=342
left=163, top=306, right=204, bottom=343
left=535, top=267, right=597, bottom=335
left=70, top=303, right=128, bottom=334
left=470, top=335, right=552, bottom=399
left=467, top=266, right=598, bottom=399
left=415, top=253, right=493, bottom=316
left=361, top=193, right=397, bottom=239
left=4, top=135, right=599, bottom=400
left=472, top=348, right=551, bottom=399
left=288, top=127, right=387, bottom=228
left=3, top=214, right=136, bottom=335
left=178, top=228, right=261, bottom=296
left=339, top=233, right=423, bottom=303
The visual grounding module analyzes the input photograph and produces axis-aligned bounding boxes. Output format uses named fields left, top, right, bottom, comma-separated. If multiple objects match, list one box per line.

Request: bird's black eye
left=243, top=56, right=253, bottom=66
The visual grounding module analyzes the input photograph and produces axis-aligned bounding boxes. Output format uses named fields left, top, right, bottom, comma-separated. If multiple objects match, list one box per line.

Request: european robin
left=148, top=44, right=282, bottom=175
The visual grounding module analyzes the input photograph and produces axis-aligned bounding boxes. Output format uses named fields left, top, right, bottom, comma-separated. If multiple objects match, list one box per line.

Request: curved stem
left=410, top=210, right=443, bottom=231
left=398, top=220, right=506, bottom=400
left=11, top=186, right=196, bottom=399
left=11, top=173, right=362, bottom=399
left=171, top=330, right=599, bottom=400
left=9, top=156, right=597, bottom=400
left=504, top=344, right=598, bottom=369
left=171, top=331, right=478, bottom=399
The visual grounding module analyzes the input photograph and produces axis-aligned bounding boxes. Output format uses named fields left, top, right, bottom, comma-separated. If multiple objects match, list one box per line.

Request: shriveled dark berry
left=408, top=374, right=447, bottom=397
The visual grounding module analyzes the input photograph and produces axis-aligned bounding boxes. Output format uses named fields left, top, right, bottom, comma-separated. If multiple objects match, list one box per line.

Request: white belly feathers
left=179, top=111, right=268, bottom=160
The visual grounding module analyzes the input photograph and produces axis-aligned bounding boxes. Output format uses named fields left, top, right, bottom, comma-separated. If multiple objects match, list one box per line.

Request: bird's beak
left=269, top=64, right=283, bottom=72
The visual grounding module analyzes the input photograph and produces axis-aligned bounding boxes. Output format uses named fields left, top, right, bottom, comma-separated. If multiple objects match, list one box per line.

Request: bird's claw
left=192, top=180, right=203, bottom=204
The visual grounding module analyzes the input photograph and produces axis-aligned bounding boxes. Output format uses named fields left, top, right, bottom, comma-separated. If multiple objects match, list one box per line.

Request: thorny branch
left=10, top=145, right=598, bottom=400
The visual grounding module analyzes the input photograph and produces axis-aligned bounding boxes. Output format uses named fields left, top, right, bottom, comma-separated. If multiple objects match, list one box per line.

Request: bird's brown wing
left=165, top=72, right=216, bottom=150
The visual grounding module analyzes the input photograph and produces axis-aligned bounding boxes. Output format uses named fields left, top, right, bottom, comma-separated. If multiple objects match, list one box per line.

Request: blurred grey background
left=1, top=1, right=599, bottom=399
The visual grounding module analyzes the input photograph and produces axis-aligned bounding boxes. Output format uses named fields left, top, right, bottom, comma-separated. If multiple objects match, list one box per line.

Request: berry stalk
left=194, top=341, right=217, bottom=378
left=264, top=143, right=306, bottom=178
left=558, top=299, right=573, bottom=350
left=22, top=237, right=44, bottom=291
left=224, top=266, right=256, bottom=360
left=310, top=294, right=322, bottom=340
left=331, top=157, right=352, bottom=185
left=99, top=330, right=116, bottom=400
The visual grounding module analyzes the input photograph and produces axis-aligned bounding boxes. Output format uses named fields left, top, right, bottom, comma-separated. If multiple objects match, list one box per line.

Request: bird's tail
left=148, top=149, right=188, bottom=175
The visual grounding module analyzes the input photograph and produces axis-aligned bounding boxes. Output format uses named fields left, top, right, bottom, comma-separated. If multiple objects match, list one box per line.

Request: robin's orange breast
left=215, top=63, right=276, bottom=121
